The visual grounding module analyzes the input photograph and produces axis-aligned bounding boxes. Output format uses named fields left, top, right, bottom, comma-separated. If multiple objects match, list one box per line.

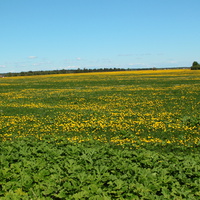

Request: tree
left=192, top=61, right=199, bottom=66
left=191, top=61, right=200, bottom=70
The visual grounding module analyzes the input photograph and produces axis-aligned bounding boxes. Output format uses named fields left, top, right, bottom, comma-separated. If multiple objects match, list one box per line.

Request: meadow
left=1, top=69, right=200, bottom=199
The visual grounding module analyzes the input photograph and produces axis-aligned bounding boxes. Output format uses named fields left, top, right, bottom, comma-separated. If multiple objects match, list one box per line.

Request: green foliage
left=192, top=61, right=199, bottom=66
left=191, top=61, right=200, bottom=70
left=191, top=65, right=200, bottom=70
left=1, top=138, right=200, bottom=199
left=181, top=115, right=200, bottom=127
left=0, top=69, right=200, bottom=199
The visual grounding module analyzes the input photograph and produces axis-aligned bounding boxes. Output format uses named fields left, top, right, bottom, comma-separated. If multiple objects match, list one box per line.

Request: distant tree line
left=191, top=61, right=200, bottom=70
left=3, top=68, right=127, bottom=77
left=2, top=67, right=144, bottom=77
left=1, top=66, right=190, bottom=77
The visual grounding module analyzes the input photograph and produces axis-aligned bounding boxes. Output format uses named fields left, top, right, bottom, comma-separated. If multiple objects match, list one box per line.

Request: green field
left=1, top=69, right=200, bottom=199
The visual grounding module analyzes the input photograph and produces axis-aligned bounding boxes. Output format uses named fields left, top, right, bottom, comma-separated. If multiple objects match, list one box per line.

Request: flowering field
left=1, top=69, right=200, bottom=199
left=1, top=69, right=200, bottom=148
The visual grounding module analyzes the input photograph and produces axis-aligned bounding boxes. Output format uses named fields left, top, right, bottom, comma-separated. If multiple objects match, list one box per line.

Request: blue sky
left=1, top=0, right=200, bottom=73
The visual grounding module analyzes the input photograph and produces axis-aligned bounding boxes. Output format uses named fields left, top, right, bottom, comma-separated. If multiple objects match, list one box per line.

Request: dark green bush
left=191, top=61, right=200, bottom=70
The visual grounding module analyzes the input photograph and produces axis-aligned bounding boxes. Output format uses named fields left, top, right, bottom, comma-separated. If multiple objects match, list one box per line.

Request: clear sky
left=1, top=0, right=200, bottom=73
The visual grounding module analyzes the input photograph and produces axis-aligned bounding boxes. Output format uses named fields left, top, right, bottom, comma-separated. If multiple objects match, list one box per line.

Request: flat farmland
left=1, top=69, right=200, bottom=199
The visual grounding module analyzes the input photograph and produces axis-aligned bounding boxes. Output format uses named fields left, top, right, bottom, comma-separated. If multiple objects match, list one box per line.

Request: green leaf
left=72, top=191, right=88, bottom=199
left=114, top=179, right=124, bottom=189
left=54, top=190, right=67, bottom=198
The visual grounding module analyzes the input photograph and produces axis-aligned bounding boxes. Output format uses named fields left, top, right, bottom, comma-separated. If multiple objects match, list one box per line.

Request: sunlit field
left=1, top=69, right=199, bottom=149
left=1, top=69, right=200, bottom=199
